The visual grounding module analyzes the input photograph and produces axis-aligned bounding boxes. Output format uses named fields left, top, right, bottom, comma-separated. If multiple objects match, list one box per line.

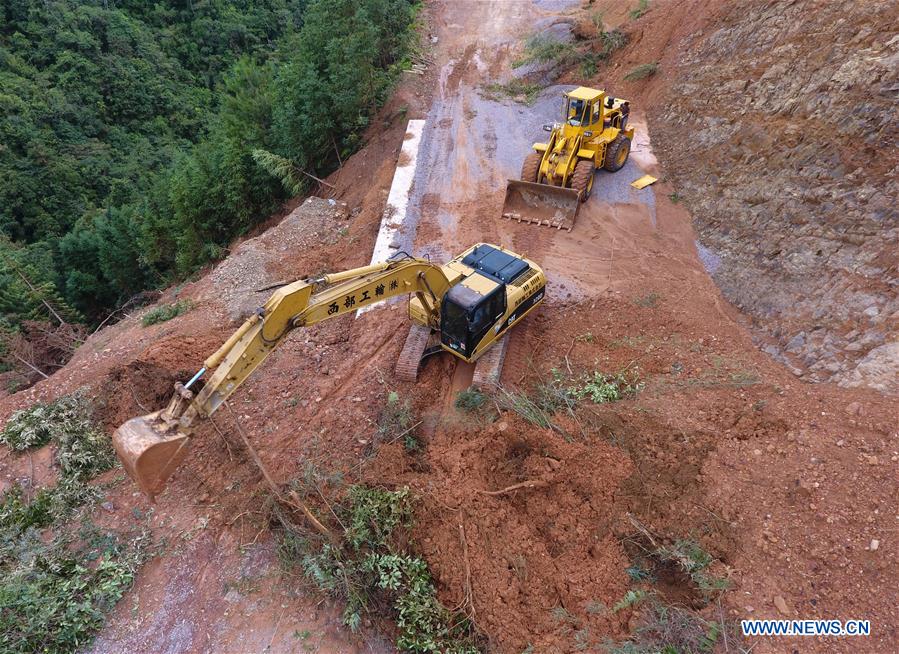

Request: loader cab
left=440, top=245, right=530, bottom=357
left=564, top=87, right=604, bottom=130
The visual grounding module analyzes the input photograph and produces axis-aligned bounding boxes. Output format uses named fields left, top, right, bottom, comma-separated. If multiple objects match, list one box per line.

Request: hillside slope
left=650, top=0, right=898, bottom=390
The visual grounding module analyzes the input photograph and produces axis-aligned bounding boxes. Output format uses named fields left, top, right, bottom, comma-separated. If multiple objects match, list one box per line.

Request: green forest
left=0, top=0, right=418, bottom=384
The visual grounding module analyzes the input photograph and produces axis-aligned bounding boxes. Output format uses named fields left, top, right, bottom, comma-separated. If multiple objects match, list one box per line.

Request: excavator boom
left=113, top=255, right=451, bottom=498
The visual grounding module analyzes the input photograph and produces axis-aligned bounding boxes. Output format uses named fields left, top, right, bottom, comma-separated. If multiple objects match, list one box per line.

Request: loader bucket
left=112, top=411, right=190, bottom=500
left=501, top=180, right=581, bottom=231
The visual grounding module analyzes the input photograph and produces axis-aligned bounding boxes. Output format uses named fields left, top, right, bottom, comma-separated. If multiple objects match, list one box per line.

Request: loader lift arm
left=114, top=254, right=451, bottom=498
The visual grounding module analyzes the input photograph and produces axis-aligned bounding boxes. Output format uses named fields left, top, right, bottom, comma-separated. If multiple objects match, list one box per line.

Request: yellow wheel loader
left=113, top=243, right=546, bottom=498
left=502, top=86, right=634, bottom=231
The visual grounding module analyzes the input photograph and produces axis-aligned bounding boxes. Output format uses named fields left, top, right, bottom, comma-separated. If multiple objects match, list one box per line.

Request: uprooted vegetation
left=481, top=79, right=543, bottom=105
left=0, top=392, right=149, bottom=654
left=277, top=485, right=480, bottom=653
left=604, top=517, right=732, bottom=653
left=140, top=299, right=193, bottom=327
left=493, top=365, right=644, bottom=431
left=377, top=391, right=422, bottom=453
left=624, top=63, right=660, bottom=81
left=1, top=393, right=116, bottom=478
left=511, top=25, right=628, bottom=79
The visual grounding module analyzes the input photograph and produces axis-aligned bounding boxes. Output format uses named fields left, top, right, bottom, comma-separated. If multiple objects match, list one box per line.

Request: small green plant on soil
left=626, top=563, right=654, bottom=582
left=629, top=0, right=650, bottom=20
left=657, top=538, right=730, bottom=597
left=569, top=369, right=644, bottom=404
left=483, top=80, right=543, bottom=105
left=613, top=589, right=650, bottom=612
left=0, top=391, right=145, bottom=654
left=141, top=299, right=193, bottom=327
left=377, top=391, right=419, bottom=452
left=280, top=486, right=479, bottom=653
left=624, top=63, right=659, bottom=81
left=633, top=292, right=661, bottom=308
left=455, top=387, right=489, bottom=413
left=607, top=602, right=722, bottom=654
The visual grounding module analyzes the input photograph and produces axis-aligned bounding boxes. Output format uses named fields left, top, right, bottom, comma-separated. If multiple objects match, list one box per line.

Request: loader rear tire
left=570, top=160, right=595, bottom=202
left=604, top=135, right=630, bottom=172
left=521, top=152, right=542, bottom=183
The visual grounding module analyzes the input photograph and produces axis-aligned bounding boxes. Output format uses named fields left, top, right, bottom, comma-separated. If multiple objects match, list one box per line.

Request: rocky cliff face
left=651, top=0, right=898, bottom=393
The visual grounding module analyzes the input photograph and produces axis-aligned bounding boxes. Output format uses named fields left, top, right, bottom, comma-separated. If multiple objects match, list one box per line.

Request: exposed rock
left=201, top=197, right=347, bottom=322
left=652, top=0, right=898, bottom=392
left=839, top=342, right=899, bottom=394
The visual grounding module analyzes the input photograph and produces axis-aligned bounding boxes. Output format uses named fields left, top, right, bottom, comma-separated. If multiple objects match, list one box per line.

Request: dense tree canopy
left=0, top=0, right=418, bottom=340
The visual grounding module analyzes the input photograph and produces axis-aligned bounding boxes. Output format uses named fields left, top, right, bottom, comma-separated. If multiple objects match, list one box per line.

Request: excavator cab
left=440, top=276, right=506, bottom=356
left=440, top=244, right=534, bottom=359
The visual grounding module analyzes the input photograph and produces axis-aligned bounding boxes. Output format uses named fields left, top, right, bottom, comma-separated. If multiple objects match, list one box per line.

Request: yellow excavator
left=502, top=86, right=634, bottom=231
left=114, top=243, right=546, bottom=498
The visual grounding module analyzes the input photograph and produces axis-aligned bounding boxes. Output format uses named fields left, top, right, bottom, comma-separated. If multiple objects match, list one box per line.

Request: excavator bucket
left=112, top=411, right=190, bottom=500
left=501, top=180, right=581, bottom=231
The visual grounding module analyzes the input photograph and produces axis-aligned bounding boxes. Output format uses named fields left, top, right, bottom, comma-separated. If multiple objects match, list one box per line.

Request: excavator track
left=472, top=334, right=509, bottom=387
left=395, top=324, right=433, bottom=381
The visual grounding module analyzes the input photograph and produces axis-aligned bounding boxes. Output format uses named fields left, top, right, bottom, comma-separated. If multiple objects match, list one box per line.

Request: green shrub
left=512, top=34, right=576, bottom=69
left=624, top=63, right=659, bottom=81
left=1, top=393, right=115, bottom=479
left=629, top=0, right=650, bottom=19
left=455, top=387, right=489, bottom=413
left=598, top=29, right=628, bottom=57
left=285, top=486, right=480, bottom=653
left=570, top=370, right=644, bottom=403
left=140, top=300, right=193, bottom=327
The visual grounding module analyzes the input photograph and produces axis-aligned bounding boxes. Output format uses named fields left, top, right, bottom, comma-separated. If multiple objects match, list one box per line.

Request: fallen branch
left=225, top=401, right=334, bottom=541
left=10, top=353, right=49, bottom=379
left=287, top=490, right=335, bottom=542
left=626, top=512, right=660, bottom=549
left=458, top=523, right=476, bottom=620
left=477, top=479, right=548, bottom=496
left=298, top=167, right=336, bottom=189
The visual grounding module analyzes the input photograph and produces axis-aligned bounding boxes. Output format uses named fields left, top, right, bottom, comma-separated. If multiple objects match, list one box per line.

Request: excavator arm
left=114, top=255, right=451, bottom=498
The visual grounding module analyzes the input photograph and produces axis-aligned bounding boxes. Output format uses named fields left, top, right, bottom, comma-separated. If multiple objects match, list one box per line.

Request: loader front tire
left=604, top=135, right=631, bottom=172
left=521, top=152, right=542, bottom=183
left=570, top=160, right=595, bottom=202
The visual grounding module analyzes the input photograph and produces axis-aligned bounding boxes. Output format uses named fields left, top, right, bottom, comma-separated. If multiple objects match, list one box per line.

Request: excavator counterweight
left=113, top=244, right=546, bottom=498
